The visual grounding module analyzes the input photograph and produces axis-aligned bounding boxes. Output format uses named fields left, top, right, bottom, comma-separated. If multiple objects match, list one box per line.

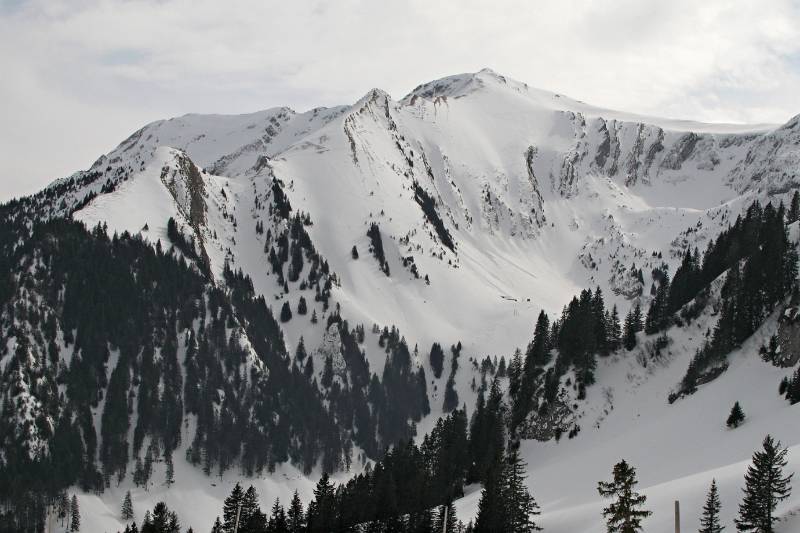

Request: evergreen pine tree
left=474, top=454, right=507, bottom=532
left=211, top=517, right=224, bottom=533
left=496, top=356, right=507, bottom=377
left=297, top=296, right=308, bottom=315
left=508, top=348, right=523, bottom=400
left=143, top=446, right=155, bottom=488
left=597, top=459, right=651, bottom=533
left=443, top=374, right=459, bottom=413
left=145, top=501, right=180, bottom=533
left=735, top=435, right=793, bottom=533
left=223, top=483, right=245, bottom=533
left=632, top=303, right=643, bottom=332
left=785, top=367, right=800, bottom=404
left=513, top=311, right=550, bottom=431
left=321, top=356, right=334, bottom=388
left=779, top=375, right=790, bottom=396
left=699, top=479, right=724, bottom=533
left=240, top=485, right=264, bottom=532
left=295, top=337, right=307, bottom=363
left=503, top=450, right=542, bottom=532
left=351, top=245, right=359, bottom=259
left=429, top=342, right=445, bottom=379
left=58, top=491, right=70, bottom=526
left=268, top=499, right=288, bottom=532
left=134, top=456, right=146, bottom=488
left=164, top=450, right=175, bottom=487
left=645, top=273, right=671, bottom=334
left=280, top=301, right=293, bottom=322
left=623, top=303, right=643, bottom=351
left=309, top=472, right=336, bottom=533
left=726, top=401, right=745, bottom=429
left=122, top=490, right=134, bottom=521
left=434, top=501, right=457, bottom=533
left=789, top=190, right=800, bottom=224
left=287, top=490, right=305, bottom=533
left=608, top=305, right=622, bottom=352
left=70, top=494, right=81, bottom=532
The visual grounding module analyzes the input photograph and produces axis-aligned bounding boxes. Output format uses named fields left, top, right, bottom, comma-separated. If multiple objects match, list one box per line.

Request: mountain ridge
left=2, top=69, right=800, bottom=533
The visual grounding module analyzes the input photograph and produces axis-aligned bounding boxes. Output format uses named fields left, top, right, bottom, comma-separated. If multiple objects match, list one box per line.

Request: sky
left=1, top=0, right=799, bottom=201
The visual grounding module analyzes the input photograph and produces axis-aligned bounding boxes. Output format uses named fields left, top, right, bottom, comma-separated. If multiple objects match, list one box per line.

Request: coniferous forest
left=0, top=213, right=430, bottom=530
left=93, top=432, right=793, bottom=533
left=1, top=162, right=799, bottom=532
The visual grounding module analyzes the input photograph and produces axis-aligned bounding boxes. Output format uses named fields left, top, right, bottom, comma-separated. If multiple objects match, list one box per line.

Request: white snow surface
left=48, top=69, right=800, bottom=532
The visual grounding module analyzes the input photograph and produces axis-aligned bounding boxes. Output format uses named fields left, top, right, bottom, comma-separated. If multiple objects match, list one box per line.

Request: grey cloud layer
left=1, top=0, right=798, bottom=200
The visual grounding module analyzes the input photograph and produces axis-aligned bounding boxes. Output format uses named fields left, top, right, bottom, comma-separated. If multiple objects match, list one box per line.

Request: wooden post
left=674, top=500, right=680, bottom=533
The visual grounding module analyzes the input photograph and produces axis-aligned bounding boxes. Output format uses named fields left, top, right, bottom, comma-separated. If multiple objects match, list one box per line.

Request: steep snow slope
left=27, top=69, right=800, bottom=532
left=73, top=69, right=799, bottom=364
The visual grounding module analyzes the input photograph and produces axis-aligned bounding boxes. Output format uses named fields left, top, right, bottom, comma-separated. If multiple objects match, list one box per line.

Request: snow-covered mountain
left=3, top=68, right=800, bottom=532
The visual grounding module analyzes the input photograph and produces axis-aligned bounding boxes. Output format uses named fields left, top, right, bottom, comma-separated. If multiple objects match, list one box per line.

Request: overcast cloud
left=1, top=0, right=799, bottom=201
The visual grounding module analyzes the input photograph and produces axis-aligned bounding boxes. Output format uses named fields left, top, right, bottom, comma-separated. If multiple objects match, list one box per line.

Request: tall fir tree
left=122, top=490, right=134, bottom=521
left=433, top=501, right=457, bottom=533
left=788, top=190, right=800, bottom=224
left=287, top=490, right=305, bottom=533
left=645, top=272, right=671, bottom=334
left=785, top=367, right=800, bottom=404
left=474, top=453, right=507, bottom=533
left=726, top=402, right=745, bottom=429
left=608, top=305, right=622, bottom=352
left=142, top=501, right=180, bottom=533
left=295, top=336, right=307, bottom=363
left=512, top=311, right=550, bottom=432
left=623, top=303, right=643, bottom=351
left=70, top=494, right=81, bottom=532
left=309, top=472, right=336, bottom=533
left=268, top=499, right=288, bottom=532
left=597, top=460, right=651, bottom=533
left=508, top=348, right=523, bottom=400
left=735, top=435, right=793, bottom=533
left=222, top=483, right=245, bottom=533
left=164, top=450, right=175, bottom=487
left=58, top=491, right=70, bottom=527
left=503, top=450, right=542, bottom=532
left=240, top=485, right=267, bottom=533
left=699, top=479, right=724, bottom=533
left=280, top=301, right=293, bottom=322
left=429, top=342, right=445, bottom=379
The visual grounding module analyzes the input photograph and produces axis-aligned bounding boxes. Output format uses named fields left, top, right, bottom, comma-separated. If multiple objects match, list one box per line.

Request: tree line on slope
left=93, top=433, right=792, bottom=533
left=506, top=287, right=623, bottom=439
left=0, top=218, right=431, bottom=531
left=670, top=198, right=799, bottom=400
left=109, top=394, right=540, bottom=533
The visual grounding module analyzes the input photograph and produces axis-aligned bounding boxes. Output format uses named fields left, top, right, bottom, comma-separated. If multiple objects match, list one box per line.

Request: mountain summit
left=2, top=70, right=800, bottom=533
